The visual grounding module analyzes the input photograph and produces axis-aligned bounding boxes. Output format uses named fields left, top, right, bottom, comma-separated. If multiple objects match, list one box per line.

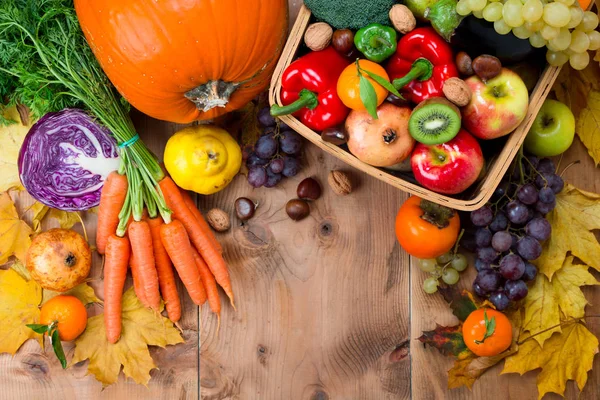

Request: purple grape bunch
left=463, top=155, right=559, bottom=311
left=246, top=107, right=304, bottom=188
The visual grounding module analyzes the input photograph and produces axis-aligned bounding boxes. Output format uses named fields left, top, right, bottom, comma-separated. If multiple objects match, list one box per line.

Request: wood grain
left=199, top=147, right=411, bottom=399
left=0, top=111, right=199, bottom=400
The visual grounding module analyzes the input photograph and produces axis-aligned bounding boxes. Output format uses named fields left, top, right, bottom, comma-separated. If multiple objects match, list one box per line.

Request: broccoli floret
left=304, top=0, right=395, bottom=30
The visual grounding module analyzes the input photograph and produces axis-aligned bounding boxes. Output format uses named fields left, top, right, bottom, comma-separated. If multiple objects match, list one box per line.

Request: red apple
left=411, top=129, right=484, bottom=195
left=462, top=68, right=529, bottom=140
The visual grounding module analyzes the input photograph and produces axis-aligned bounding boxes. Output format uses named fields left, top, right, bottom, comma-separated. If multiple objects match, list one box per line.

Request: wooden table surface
left=1, top=1, right=599, bottom=399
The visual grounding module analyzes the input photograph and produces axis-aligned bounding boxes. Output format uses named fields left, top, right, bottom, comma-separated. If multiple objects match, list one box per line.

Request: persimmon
left=40, top=295, right=88, bottom=341
left=395, top=196, right=461, bottom=259
left=462, top=308, right=512, bottom=357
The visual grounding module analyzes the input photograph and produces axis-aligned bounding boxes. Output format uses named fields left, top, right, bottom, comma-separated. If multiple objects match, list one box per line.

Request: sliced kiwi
left=408, top=98, right=461, bottom=145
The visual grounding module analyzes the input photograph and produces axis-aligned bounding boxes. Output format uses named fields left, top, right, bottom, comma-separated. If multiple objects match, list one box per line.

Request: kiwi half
left=408, top=98, right=461, bottom=145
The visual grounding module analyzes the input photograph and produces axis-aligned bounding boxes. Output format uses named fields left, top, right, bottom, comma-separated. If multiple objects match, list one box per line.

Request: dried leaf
left=553, top=63, right=600, bottom=119
left=448, top=343, right=518, bottom=390
left=0, top=268, right=42, bottom=354
left=0, top=106, right=31, bottom=192
left=48, top=209, right=81, bottom=230
left=72, top=287, right=183, bottom=386
left=10, top=260, right=31, bottom=281
left=0, top=192, right=33, bottom=264
left=438, top=287, right=478, bottom=322
left=522, top=257, right=598, bottom=346
left=503, top=323, right=599, bottom=400
left=534, top=184, right=600, bottom=279
left=42, top=283, right=100, bottom=306
left=418, top=324, right=471, bottom=359
left=30, top=202, right=49, bottom=233
left=575, top=90, right=600, bottom=165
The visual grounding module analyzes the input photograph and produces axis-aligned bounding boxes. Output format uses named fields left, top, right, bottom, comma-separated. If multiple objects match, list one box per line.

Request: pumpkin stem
left=65, top=252, right=77, bottom=268
left=184, top=80, right=240, bottom=112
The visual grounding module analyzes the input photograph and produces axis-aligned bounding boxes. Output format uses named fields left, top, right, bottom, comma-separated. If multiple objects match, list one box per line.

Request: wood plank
left=0, top=111, right=199, bottom=400
left=410, top=136, right=600, bottom=400
left=199, top=145, right=411, bottom=399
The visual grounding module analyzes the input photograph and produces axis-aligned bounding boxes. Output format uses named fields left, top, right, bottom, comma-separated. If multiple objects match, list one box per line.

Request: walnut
left=389, top=4, right=416, bottom=34
left=328, top=170, right=352, bottom=196
left=443, top=78, right=472, bottom=108
left=304, top=22, right=333, bottom=51
left=206, top=208, right=231, bottom=232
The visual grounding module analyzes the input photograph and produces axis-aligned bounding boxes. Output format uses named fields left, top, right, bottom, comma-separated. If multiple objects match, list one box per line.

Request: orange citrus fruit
left=40, top=295, right=88, bottom=341
left=337, top=59, right=389, bottom=111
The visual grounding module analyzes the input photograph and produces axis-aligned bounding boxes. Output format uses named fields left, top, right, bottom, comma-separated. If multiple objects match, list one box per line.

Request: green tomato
left=524, top=99, right=575, bottom=157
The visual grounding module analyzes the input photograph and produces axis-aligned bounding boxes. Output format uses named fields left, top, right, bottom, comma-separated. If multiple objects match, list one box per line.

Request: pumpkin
left=74, top=0, right=288, bottom=124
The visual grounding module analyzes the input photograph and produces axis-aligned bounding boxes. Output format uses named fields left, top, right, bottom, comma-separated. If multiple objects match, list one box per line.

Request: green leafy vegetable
left=0, top=0, right=170, bottom=224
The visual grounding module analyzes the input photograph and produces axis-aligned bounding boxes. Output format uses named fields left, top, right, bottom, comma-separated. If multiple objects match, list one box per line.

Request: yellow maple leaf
left=0, top=192, right=33, bottom=265
left=534, top=184, right=600, bottom=279
left=0, top=268, right=42, bottom=354
left=72, top=287, right=183, bottom=386
left=502, top=323, right=599, bottom=399
left=576, top=90, right=600, bottom=165
left=0, top=106, right=31, bottom=192
left=523, top=257, right=598, bottom=346
left=42, top=283, right=101, bottom=306
left=553, top=63, right=600, bottom=119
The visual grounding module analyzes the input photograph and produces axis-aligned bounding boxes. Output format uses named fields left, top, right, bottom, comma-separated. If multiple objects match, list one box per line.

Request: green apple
left=524, top=99, right=575, bottom=157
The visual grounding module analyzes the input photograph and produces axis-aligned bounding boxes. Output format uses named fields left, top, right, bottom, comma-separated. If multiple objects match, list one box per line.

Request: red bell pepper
left=386, top=27, right=458, bottom=104
left=270, top=46, right=350, bottom=131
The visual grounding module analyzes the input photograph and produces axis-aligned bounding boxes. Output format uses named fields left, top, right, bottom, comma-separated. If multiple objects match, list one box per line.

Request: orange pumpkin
left=74, top=0, right=288, bottom=124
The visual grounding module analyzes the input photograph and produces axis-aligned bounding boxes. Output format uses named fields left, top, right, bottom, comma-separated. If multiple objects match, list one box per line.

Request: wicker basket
left=268, top=5, right=563, bottom=211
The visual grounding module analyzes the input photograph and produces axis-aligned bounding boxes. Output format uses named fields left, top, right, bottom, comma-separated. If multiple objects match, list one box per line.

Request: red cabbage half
left=18, top=109, right=121, bottom=211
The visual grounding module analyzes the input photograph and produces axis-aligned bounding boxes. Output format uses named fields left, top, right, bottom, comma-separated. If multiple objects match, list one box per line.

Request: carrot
left=128, top=220, right=160, bottom=310
left=148, top=217, right=181, bottom=323
left=104, top=234, right=130, bottom=344
left=96, top=171, right=128, bottom=254
left=179, top=188, right=222, bottom=254
left=160, top=219, right=207, bottom=305
left=191, top=249, right=220, bottom=315
left=129, top=251, right=149, bottom=307
left=159, top=177, right=234, bottom=308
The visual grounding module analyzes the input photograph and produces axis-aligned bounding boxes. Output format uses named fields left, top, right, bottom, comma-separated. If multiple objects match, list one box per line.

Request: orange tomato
left=463, top=308, right=513, bottom=357
left=395, top=196, right=460, bottom=259
left=40, top=295, right=88, bottom=341
left=337, top=60, right=389, bottom=111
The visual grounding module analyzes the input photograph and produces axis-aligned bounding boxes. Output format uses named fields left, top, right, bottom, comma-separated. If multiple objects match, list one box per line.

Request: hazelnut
left=389, top=4, right=416, bottom=34
left=286, top=199, right=310, bottom=221
left=304, top=22, right=333, bottom=52
left=297, top=177, right=322, bottom=200
left=443, top=78, right=472, bottom=107
left=472, top=55, right=502, bottom=81
left=455, top=52, right=474, bottom=76
left=328, top=170, right=352, bottom=196
left=206, top=208, right=231, bottom=232
left=235, top=197, right=257, bottom=221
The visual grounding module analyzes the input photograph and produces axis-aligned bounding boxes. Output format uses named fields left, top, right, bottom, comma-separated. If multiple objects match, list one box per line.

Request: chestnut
left=235, top=197, right=256, bottom=221
left=286, top=199, right=310, bottom=221
left=297, top=177, right=321, bottom=200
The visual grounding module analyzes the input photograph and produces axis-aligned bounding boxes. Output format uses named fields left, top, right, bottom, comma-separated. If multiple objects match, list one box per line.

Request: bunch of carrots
left=96, top=172, right=232, bottom=344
